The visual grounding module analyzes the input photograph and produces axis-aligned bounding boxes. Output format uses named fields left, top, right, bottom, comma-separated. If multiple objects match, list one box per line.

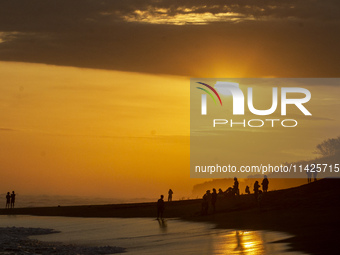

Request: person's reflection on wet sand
left=157, top=218, right=167, bottom=233
left=234, top=231, right=245, bottom=253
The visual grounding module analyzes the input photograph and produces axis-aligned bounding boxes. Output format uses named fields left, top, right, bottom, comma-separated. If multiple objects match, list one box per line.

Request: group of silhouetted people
left=156, top=172, right=321, bottom=219
left=307, top=164, right=317, bottom=183
left=201, top=188, right=218, bottom=215
left=5, top=191, right=16, bottom=209
left=156, top=189, right=174, bottom=219
left=200, top=176, right=270, bottom=215
left=157, top=177, right=272, bottom=218
left=212, top=176, right=269, bottom=198
left=210, top=178, right=241, bottom=199
left=253, top=176, right=269, bottom=199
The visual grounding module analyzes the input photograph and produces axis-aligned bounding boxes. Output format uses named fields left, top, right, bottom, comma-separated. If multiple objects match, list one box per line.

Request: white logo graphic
left=201, top=82, right=311, bottom=116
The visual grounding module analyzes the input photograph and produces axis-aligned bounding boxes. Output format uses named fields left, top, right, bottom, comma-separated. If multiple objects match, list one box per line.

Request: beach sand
left=0, top=227, right=125, bottom=254
left=1, top=179, right=339, bottom=255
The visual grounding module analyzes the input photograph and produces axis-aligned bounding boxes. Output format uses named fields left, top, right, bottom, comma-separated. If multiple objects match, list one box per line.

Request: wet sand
left=0, top=227, right=125, bottom=254
left=1, top=179, right=339, bottom=255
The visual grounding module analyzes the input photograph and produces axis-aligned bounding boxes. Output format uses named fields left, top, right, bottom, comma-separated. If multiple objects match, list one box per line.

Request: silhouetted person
left=6, top=192, right=10, bottom=209
left=312, top=164, right=317, bottom=182
left=257, top=190, right=263, bottom=209
left=168, top=189, right=173, bottom=202
left=307, top=164, right=312, bottom=183
left=201, top=195, right=207, bottom=215
left=261, top=175, right=269, bottom=192
left=254, top=181, right=260, bottom=200
left=233, top=177, right=239, bottom=196
left=218, top=188, right=223, bottom=195
left=10, top=191, right=16, bottom=208
left=245, top=185, right=250, bottom=195
left=211, top=188, right=217, bottom=213
left=201, top=190, right=211, bottom=215
left=206, top=190, right=212, bottom=204
left=226, top=187, right=233, bottom=195
left=157, top=195, right=165, bottom=219
left=207, top=190, right=212, bottom=207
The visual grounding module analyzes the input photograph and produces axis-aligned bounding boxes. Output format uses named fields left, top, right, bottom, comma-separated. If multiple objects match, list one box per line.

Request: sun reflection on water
left=215, top=230, right=267, bottom=254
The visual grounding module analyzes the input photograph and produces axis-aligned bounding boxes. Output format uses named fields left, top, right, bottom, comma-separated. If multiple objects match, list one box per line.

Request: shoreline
left=1, top=179, right=339, bottom=255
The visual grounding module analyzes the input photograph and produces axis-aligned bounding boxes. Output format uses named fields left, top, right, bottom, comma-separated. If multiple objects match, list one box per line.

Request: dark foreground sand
left=1, top=179, right=339, bottom=255
left=0, top=227, right=125, bottom=254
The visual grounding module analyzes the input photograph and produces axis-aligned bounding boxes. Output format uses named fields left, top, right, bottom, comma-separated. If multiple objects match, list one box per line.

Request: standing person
left=233, top=177, right=239, bottom=196
left=261, top=176, right=269, bottom=192
left=202, top=190, right=211, bottom=215
left=10, top=191, right=16, bottom=208
left=6, top=192, right=10, bottom=209
left=211, top=188, right=217, bottom=213
left=245, top=185, right=250, bottom=195
left=206, top=190, right=212, bottom=205
left=254, top=181, right=260, bottom=200
left=168, top=189, right=173, bottom=202
left=307, top=164, right=312, bottom=183
left=257, top=190, right=263, bottom=209
left=201, top=192, right=208, bottom=215
left=157, top=195, right=165, bottom=219
left=312, top=163, right=318, bottom=182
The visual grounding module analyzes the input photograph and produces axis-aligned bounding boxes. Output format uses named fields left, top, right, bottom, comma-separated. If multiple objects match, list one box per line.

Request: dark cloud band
left=0, top=0, right=339, bottom=77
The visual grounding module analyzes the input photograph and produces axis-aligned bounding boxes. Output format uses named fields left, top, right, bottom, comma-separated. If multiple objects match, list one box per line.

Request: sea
left=0, top=215, right=309, bottom=255
left=0, top=194, right=154, bottom=208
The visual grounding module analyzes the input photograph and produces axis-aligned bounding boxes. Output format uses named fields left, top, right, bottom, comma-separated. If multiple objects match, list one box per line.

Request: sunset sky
left=0, top=0, right=339, bottom=199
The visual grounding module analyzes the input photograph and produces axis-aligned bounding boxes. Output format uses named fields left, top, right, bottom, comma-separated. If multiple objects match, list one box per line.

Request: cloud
left=0, top=0, right=339, bottom=77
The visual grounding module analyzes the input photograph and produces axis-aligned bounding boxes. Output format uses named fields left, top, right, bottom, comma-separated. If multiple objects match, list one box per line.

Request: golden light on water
left=212, top=230, right=303, bottom=254
left=215, top=230, right=265, bottom=254
left=241, top=231, right=263, bottom=253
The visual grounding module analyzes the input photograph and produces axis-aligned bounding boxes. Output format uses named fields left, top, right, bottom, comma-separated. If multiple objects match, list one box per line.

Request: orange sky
left=0, top=1, right=339, bottom=200
left=0, top=62, right=193, bottom=198
left=0, top=62, right=339, bottom=200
